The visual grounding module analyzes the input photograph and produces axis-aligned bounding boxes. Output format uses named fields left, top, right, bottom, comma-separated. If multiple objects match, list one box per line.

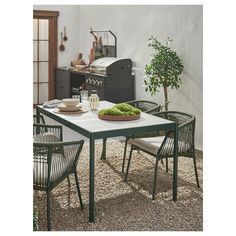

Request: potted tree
left=144, top=36, right=183, bottom=111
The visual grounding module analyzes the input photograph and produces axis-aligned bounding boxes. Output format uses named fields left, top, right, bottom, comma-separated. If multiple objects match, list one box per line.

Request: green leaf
left=144, top=36, right=183, bottom=107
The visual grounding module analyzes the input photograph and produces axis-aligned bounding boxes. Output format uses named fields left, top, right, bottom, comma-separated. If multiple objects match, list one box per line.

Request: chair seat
left=131, top=136, right=165, bottom=155
left=131, top=136, right=188, bottom=156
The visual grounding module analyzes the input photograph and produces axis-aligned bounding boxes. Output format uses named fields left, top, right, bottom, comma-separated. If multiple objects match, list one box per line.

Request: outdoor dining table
left=36, top=100, right=178, bottom=223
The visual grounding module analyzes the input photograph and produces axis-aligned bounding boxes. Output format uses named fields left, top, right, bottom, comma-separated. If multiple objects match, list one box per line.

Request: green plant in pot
left=144, top=36, right=183, bottom=111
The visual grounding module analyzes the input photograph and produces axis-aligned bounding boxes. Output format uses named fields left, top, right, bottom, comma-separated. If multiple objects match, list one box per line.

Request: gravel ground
left=33, top=140, right=203, bottom=231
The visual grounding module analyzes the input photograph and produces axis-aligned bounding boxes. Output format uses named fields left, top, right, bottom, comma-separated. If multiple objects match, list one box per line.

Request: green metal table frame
left=36, top=104, right=178, bottom=223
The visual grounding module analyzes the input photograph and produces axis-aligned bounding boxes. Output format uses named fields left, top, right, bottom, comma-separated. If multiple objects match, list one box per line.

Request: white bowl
left=62, top=98, right=80, bottom=107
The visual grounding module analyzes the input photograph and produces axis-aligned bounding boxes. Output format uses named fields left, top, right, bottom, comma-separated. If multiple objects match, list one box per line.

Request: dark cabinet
left=55, top=68, right=85, bottom=99
left=55, top=67, right=135, bottom=102
left=85, top=73, right=134, bottom=103
left=55, top=68, right=70, bottom=99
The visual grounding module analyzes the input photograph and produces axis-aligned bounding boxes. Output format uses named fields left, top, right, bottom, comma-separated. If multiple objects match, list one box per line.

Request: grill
left=56, top=57, right=135, bottom=103
left=89, top=57, right=132, bottom=75
left=85, top=57, right=134, bottom=103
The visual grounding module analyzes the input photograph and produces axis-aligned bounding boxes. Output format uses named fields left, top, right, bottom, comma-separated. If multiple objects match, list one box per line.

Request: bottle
left=89, top=90, right=99, bottom=111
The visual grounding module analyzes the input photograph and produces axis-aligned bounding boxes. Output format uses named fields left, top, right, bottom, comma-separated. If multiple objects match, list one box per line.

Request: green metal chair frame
left=33, top=140, right=84, bottom=231
left=121, top=100, right=163, bottom=172
left=124, top=111, right=200, bottom=200
left=125, top=100, right=163, bottom=112
left=33, top=124, right=69, bottom=184
left=33, top=114, right=46, bottom=124
left=33, top=123, right=81, bottom=230
left=33, top=122, right=71, bottom=187
left=33, top=119, right=71, bottom=186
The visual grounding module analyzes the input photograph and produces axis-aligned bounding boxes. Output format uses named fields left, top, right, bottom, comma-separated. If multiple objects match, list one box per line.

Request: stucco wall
left=78, top=5, right=203, bottom=150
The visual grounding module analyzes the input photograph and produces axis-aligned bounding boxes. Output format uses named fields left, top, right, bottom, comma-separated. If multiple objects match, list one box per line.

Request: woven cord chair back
left=33, top=114, right=46, bottom=124
left=125, top=100, right=163, bottom=139
left=33, top=140, right=84, bottom=190
left=153, top=111, right=195, bottom=158
left=33, top=124, right=63, bottom=142
left=126, top=100, right=162, bottom=112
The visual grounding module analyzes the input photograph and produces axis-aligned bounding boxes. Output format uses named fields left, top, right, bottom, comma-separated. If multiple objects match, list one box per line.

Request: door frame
left=33, top=10, right=59, bottom=103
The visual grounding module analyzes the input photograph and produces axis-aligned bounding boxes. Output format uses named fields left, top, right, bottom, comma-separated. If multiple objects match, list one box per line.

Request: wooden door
left=33, top=10, right=59, bottom=105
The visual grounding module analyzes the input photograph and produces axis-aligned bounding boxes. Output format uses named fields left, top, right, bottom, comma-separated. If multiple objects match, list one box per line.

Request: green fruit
left=99, top=103, right=141, bottom=117
left=132, top=107, right=141, bottom=115
left=99, top=108, right=123, bottom=116
left=113, top=103, right=134, bottom=112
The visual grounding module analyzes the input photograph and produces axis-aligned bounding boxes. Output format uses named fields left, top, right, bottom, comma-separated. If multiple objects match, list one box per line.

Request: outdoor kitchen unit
left=86, top=57, right=134, bottom=102
left=55, top=57, right=135, bottom=103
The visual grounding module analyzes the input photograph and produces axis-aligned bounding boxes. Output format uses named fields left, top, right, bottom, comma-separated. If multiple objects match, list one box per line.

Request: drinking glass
left=80, top=90, right=88, bottom=102
left=80, top=90, right=89, bottom=110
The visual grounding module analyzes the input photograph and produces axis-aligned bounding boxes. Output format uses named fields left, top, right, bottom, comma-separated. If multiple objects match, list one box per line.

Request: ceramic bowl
left=62, top=98, right=80, bottom=107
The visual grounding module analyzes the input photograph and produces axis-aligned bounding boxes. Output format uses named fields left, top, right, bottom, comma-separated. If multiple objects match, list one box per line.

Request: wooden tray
left=98, top=114, right=140, bottom=121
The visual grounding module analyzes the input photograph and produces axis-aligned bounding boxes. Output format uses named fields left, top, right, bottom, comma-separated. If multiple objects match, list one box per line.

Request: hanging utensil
left=59, top=32, right=65, bottom=51
left=106, top=33, right=111, bottom=56
left=63, top=26, right=68, bottom=41
left=90, top=27, right=97, bottom=42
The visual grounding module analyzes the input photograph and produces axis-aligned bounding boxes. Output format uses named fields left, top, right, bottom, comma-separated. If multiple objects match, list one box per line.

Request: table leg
left=36, top=106, right=40, bottom=134
left=101, top=138, right=107, bottom=160
left=89, top=133, right=95, bottom=223
left=173, top=124, right=178, bottom=201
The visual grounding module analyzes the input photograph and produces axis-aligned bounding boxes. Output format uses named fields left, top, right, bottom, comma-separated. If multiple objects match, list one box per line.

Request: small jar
left=89, top=90, right=99, bottom=111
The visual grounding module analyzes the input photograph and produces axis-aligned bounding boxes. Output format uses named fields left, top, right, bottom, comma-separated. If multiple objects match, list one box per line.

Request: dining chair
left=33, top=123, right=71, bottom=187
left=124, top=111, right=200, bottom=200
left=33, top=123, right=63, bottom=142
left=33, top=114, right=47, bottom=138
left=121, top=100, right=163, bottom=172
left=33, top=114, right=46, bottom=124
left=33, top=137, right=84, bottom=230
left=100, top=100, right=162, bottom=172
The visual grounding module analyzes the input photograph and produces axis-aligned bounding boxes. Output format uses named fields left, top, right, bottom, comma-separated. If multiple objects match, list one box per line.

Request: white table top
left=39, top=101, right=174, bottom=135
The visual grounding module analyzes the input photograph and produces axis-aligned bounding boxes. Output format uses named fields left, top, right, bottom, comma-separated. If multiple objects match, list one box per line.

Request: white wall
left=33, top=5, right=203, bottom=150
left=33, top=5, right=80, bottom=67
left=78, top=5, right=203, bottom=150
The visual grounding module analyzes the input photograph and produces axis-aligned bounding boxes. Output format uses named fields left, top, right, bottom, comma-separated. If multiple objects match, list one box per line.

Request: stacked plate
left=57, top=98, right=82, bottom=112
